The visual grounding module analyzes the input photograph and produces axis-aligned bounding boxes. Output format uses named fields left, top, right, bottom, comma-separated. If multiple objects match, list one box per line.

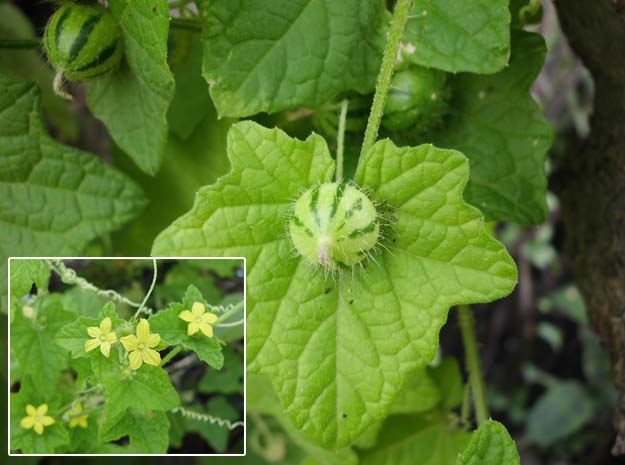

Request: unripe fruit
left=289, top=183, right=379, bottom=270
left=43, top=3, right=123, bottom=82
left=382, top=66, right=451, bottom=133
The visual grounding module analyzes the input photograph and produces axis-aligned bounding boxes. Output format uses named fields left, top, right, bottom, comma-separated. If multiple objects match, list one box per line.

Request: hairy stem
left=215, top=301, right=244, bottom=324
left=170, top=17, right=202, bottom=32
left=458, top=305, right=489, bottom=426
left=360, top=0, right=413, bottom=158
left=133, top=259, right=157, bottom=319
left=335, top=99, right=349, bottom=181
left=160, top=346, right=182, bottom=366
left=0, top=38, right=41, bottom=49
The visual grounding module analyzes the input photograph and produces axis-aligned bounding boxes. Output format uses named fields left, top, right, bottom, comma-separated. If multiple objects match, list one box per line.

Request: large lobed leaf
left=0, top=74, right=146, bottom=313
left=87, top=0, right=175, bottom=175
left=200, top=0, right=387, bottom=117
left=153, top=121, right=516, bottom=448
left=401, top=0, right=510, bottom=74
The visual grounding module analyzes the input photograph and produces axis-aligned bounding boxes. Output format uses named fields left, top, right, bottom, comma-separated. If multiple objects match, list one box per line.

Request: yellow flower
left=179, top=302, right=218, bottom=337
left=67, top=402, right=88, bottom=429
left=84, top=317, right=117, bottom=357
left=20, top=404, right=55, bottom=435
left=120, top=319, right=161, bottom=370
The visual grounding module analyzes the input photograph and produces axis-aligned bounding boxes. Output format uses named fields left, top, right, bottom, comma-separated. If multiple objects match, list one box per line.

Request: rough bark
left=552, top=0, right=625, bottom=455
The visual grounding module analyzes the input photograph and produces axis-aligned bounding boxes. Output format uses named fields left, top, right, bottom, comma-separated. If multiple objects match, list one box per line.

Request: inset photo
left=7, top=257, right=245, bottom=455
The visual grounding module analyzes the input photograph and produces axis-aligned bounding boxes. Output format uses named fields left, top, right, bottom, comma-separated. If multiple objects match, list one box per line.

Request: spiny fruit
left=289, top=182, right=380, bottom=271
left=382, top=65, right=451, bottom=133
left=43, top=2, right=123, bottom=82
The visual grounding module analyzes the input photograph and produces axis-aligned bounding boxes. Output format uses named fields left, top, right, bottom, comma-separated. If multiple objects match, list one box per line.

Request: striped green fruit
left=43, top=3, right=123, bottom=82
left=289, top=182, right=380, bottom=270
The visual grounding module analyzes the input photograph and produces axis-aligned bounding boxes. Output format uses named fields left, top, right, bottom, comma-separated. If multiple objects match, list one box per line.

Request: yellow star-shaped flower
left=120, top=319, right=161, bottom=370
left=84, top=317, right=117, bottom=357
left=20, top=403, right=55, bottom=435
left=179, top=302, right=218, bottom=337
left=67, top=402, right=88, bottom=429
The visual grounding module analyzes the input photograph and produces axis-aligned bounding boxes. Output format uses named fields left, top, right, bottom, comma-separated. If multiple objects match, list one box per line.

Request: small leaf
left=87, top=0, right=175, bottom=175
left=430, top=356, right=465, bottom=410
left=402, top=0, right=510, bottom=74
left=100, top=410, right=170, bottom=454
left=149, top=285, right=225, bottom=369
left=390, top=368, right=440, bottom=415
left=10, top=259, right=50, bottom=300
left=0, top=74, right=146, bottom=314
left=456, top=420, right=520, bottom=465
left=201, top=0, right=387, bottom=117
left=198, top=347, right=244, bottom=395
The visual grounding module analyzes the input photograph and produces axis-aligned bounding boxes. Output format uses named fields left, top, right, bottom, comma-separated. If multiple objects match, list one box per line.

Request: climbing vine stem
left=457, top=304, right=490, bottom=426
left=133, top=258, right=157, bottom=319
left=335, top=99, right=349, bottom=181
left=360, top=0, right=413, bottom=158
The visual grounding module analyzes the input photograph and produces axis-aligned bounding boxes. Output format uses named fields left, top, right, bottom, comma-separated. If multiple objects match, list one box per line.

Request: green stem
left=215, top=301, right=244, bottom=324
left=160, top=346, right=182, bottom=366
left=457, top=305, right=489, bottom=426
left=170, top=17, right=202, bottom=32
left=335, top=99, right=349, bottom=181
left=0, top=38, right=41, bottom=49
left=360, top=0, right=413, bottom=158
left=133, top=259, right=157, bottom=319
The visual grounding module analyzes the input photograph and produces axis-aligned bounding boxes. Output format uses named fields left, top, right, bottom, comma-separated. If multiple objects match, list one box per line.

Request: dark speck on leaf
left=324, top=287, right=332, bottom=294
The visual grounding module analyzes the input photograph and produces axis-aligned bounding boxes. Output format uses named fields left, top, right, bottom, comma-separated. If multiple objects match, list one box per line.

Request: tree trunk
left=552, top=0, right=625, bottom=454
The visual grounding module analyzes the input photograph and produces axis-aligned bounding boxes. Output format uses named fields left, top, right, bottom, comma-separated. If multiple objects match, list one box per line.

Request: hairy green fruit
left=289, top=182, right=380, bottom=270
left=382, top=66, right=451, bottom=133
left=43, top=3, right=123, bottom=82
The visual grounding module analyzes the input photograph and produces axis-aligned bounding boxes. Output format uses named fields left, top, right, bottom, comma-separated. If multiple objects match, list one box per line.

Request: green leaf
left=11, top=295, right=74, bottom=389
left=154, top=121, right=516, bottom=447
left=0, top=74, right=146, bottom=314
left=430, top=357, right=464, bottom=410
left=101, top=363, right=180, bottom=418
left=525, top=380, right=595, bottom=447
left=201, top=0, right=387, bottom=117
left=199, top=346, right=244, bottom=395
left=55, top=302, right=125, bottom=359
left=456, top=420, right=519, bottom=465
left=10, top=377, right=71, bottom=454
left=100, top=410, right=170, bottom=454
left=402, top=0, right=510, bottom=74
left=390, top=368, right=440, bottom=415
left=186, top=397, right=239, bottom=453
left=87, top=0, right=175, bottom=175
left=428, top=31, right=553, bottom=224
left=149, top=285, right=225, bottom=369
left=10, top=259, right=50, bottom=300
left=359, top=413, right=471, bottom=465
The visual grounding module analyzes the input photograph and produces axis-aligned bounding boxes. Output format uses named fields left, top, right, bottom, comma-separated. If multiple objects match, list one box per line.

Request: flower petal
left=136, top=318, right=150, bottom=341
left=191, top=302, right=205, bottom=317
left=199, top=323, right=214, bottom=338
left=128, top=350, right=143, bottom=370
left=120, top=335, right=138, bottom=351
left=20, top=416, right=34, bottom=429
left=87, top=326, right=101, bottom=338
left=36, top=404, right=48, bottom=416
left=33, top=422, right=44, bottom=435
left=69, top=418, right=78, bottom=428
left=100, top=341, right=111, bottom=358
left=85, top=338, right=100, bottom=353
left=187, top=322, right=199, bottom=336
left=178, top=310, right=194, bottom=322
left=146, top=333, right=160, bottom=348
left=142, top=348, right=161, bottom=367
left=106, top=331, right=117, bottom=343
left=41, top=416, right=55, bottom=426
left=100, top=317, right=112, bottom=332
left=203, top=312, right=219, bottom=324
left=26, top=405, right=36, bottom=416
left=78, top=416, right=88, bottom=428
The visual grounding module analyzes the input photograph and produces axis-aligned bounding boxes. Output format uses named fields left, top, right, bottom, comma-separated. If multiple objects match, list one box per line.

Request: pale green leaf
left=402, top=0, right=510, bottom=74
left=101, top=363, right=180, bottom=418
left=0, top=74, right=146, bottom=314
left=10, top=259, right=50, bottom=300
left=430, top=356, right=465, bottom=410
left=390, top=368, right=440, bottom=414
left=201, top=0, right=387, bottom=117
left=87, top=0, right=175, bottom=175
left=55, top=302, right=125, bottom=359
left=429, top=31, right=553, bottom=224
left=456, top=420, right=519, bottom=465
left=154, top=121, right=516, bottom=447
left=149, top=285, right=225, bottom=369
left=100, top=410, right=170, bottom=454
left=359, top=413, right=471, bottom=465
left=11, top=295, right=74, bottom=389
